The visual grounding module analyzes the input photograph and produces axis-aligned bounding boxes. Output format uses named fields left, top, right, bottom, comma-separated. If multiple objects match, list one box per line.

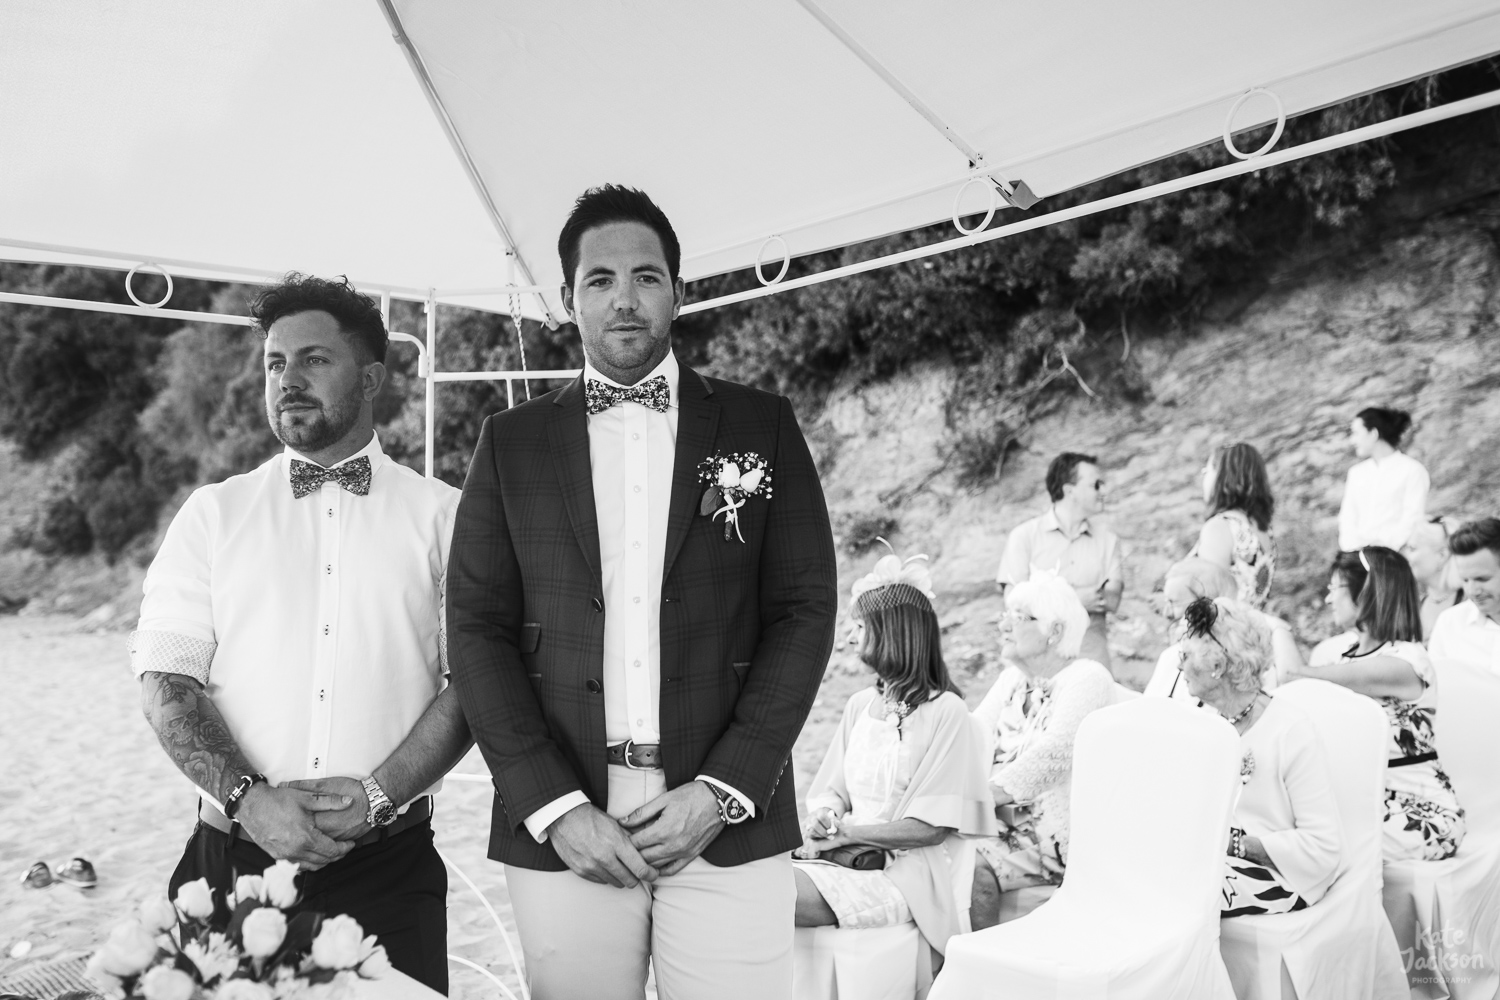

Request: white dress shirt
left=130, top=435, right=459, bottom=816
left=523, top=352, right=751, bottom=842
left=1337, top=452, right=1429, bottom=551
left=1429, top=600, right=1500, bottom=678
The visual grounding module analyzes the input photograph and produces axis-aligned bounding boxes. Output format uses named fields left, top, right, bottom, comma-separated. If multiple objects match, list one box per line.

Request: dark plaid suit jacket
left=446, top=364, right=837, bottom=870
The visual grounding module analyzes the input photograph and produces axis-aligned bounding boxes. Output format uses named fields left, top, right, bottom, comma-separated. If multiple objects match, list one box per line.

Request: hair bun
left=1183, top=596, right=1219, bottom=639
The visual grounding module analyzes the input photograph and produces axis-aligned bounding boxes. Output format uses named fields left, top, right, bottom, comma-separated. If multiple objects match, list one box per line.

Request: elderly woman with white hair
left=970, top=572, right=1115, bottom=928
left=1175, top=597, right=1342, bottom=917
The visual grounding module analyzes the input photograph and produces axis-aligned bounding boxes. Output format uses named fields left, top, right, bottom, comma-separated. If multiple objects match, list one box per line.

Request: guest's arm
left=1195, top=516, right=1235, bottom=569
left=1266, top=623, right=1423, bottom=700
left=800, top=818, right=951, bottom=854
left=139, top=671, right=353, bottom=867
left=1389, top=460, right=1430, bottom=551
left=291, top=686, right=473, bottom=840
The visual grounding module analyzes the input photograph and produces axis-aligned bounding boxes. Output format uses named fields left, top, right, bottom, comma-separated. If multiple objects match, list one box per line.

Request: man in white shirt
left=996, top=452, right=1124, bottom=668
left=132, top=275, right=469, bottom=992
left=1337, top=407, right=1429, bottom=551
left=1430, top=518, right=1500, bottom=678
left=447, top=186, right=837, bottom=999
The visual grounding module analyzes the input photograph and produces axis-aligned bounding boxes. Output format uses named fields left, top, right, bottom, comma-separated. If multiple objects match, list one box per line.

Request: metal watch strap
left=223, top=773, right=266, bottom=821
left=706, top=782, right=749, bottom=825
left=363, top=775, right=397, bottom=827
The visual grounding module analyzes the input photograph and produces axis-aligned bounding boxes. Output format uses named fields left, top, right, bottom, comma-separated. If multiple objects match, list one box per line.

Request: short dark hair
left=1355, top=407, right=1412, bottom=447
left=1450, top=518, right=1500, bottom=558
left=1353, top=546, right=1423, bottom=644
left=1046, top=452, right=1098, bottom=503
left=557, top=185, right=681, bottom=291
left=860, top=603, right=957, bottom=709
left=251, top=273, right=387, bottom=364
left=1208, top=442, right=1275, bottom=531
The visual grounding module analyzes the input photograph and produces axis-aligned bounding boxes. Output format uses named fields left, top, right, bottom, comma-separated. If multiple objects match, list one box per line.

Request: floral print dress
left=1334, top=639, right=1466, bottom=861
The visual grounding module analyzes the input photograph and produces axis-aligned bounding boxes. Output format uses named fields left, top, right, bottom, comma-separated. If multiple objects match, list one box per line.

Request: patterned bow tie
left=584, top=375, right=670, bottom=415
left=289, top=456, right=372, bottom=499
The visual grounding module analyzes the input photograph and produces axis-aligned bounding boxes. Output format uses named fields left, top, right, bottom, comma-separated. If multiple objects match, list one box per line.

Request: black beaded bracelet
left=223, top=773, right=267, bottom=821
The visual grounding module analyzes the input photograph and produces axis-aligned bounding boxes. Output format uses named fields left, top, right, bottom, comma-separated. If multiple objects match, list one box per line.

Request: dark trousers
left=169, top=819, right=449, bottom=994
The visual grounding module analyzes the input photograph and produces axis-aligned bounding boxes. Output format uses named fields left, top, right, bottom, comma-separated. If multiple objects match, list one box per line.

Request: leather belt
left=1389, top=751, right=1439, bottom=768
left=607, top=740, right=663, bottom=770
left=198, top=795, right=432, bottom=848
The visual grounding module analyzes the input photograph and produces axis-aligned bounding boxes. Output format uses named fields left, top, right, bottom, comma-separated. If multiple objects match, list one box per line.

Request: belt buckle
left=621, top=738, right=649, bottom=771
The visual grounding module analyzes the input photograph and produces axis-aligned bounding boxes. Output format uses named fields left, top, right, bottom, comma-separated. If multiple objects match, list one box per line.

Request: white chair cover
left=793, top=924, right=928, bottom=1000
left=930, top=697, right=1241, bottom=1000
left=1382, top=658, right=1500, bottom=999
left=1219, top=679, right=1407, bottom=1000
left=1114, top=682, right=1142, bottom=703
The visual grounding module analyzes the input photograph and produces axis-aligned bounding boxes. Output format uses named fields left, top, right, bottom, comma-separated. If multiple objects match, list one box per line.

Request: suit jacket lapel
left=547, top=374, right=602, bottom=583
left=663, top=365, right=720, bottom=579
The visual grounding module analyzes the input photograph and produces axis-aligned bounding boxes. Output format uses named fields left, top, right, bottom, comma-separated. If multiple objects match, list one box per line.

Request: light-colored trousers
left=505, top=765, right=795, bottom=1000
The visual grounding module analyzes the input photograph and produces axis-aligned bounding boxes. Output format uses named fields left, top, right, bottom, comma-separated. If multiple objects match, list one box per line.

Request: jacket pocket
left=520, top=623, right=542, bottom=653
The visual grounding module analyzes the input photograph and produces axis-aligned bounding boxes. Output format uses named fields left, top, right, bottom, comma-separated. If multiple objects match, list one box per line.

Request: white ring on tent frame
left=125, top=262, right=174, bottom=309
left=755, top=235, right=790, bottom=286
left=1222, top=88, right=1286, bottom=160
left=952, top=178, right=998, bottom=236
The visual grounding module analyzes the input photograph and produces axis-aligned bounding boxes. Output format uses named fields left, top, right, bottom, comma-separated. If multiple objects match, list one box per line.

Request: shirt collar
left=582, top=350, right=679, bottom=409
left=281, top=432, right=386, bottom=483
left=1041, top=505, right=1091, bottom=538
left=1458, top=599, right=1500, bottom=630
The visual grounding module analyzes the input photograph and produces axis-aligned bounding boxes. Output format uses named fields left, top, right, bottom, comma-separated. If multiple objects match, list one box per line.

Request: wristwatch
left=223, top=773, right=267, bottom=821
left=362, top=776, right=397, bottom=828
left=706, top=782, right=750, bottom=825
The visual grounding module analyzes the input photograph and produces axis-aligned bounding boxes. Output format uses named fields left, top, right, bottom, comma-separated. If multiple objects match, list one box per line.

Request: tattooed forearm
left=140, top=671, right=256, bottom=803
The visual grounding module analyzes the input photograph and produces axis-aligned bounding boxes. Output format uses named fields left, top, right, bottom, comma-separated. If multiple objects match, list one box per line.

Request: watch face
left=372, top=801, right=398, bottom=827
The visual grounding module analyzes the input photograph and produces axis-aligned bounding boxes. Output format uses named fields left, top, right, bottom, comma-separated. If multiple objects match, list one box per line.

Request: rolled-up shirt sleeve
left=129, top=489, right=217, bottom=683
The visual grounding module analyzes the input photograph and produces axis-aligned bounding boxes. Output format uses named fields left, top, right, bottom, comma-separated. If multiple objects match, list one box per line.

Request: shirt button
left=633, top=541, right=641, bottom=549
left=633, top=659, right=641, bottom=668
left=636, top=718, right=644, bottom=726
left=633, top=485, right=641, bottom=493
left=323, top=625, right=330, bottom=636
left=327, top=509, right=333, bottom=517
left=326, top=564, right=332, bottom=575
left=313, top=757, right=320, bottom=768
left=319, top=689, right=326, bottom=701
left=632, top=433, right=640, bottom=441
left=586, top=679, right=602, bottom=694
left=633, top=596, right=641, bottom=604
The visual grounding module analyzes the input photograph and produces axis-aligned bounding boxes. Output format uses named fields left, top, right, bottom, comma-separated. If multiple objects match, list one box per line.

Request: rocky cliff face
left=804, top=209, right=1500, bottom=706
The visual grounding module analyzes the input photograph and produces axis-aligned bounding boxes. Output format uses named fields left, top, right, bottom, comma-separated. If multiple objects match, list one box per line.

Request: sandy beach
left=0, top=614, right=877, bottom=999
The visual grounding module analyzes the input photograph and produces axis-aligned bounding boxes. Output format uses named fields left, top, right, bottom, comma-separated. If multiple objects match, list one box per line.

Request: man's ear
left=671, top=275, right=685, bottom=320
left=561, top=281, right=576, bottom=321
left=362, top=361, right=387, bottom=401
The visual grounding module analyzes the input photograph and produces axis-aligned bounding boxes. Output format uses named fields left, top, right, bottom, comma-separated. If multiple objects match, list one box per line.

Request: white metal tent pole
left=0, top=290, right=255, bottom=326
left=680, top=86, right=1500, bottom=316
left=424, top=290, right=436, bottom=478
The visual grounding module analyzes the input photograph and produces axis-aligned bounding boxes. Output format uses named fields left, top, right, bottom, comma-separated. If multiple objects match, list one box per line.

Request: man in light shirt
left=1429, top=518, right=1500, bottom=678
left=996, top=452, right=1124, bottom=668
left=132, top=275, right=469, bottom=992
left=446, top=186, right=837, bottom=999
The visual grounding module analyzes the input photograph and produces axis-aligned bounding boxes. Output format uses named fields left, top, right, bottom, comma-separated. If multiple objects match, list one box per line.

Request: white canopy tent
left=4, top=0, right=1500, bottom=473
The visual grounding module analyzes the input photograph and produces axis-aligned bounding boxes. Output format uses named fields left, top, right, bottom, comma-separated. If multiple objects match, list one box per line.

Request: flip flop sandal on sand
left=53, top=858, right=96, bottom=889
left=18, top=861, right=53, bottom=889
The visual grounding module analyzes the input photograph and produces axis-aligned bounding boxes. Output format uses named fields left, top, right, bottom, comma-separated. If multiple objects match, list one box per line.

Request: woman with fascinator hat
left=1173, top=596, right=1343, bottom=919
left=793, top=546, right=996, bottom=962
left=969, top=571, right=1115, bottom=928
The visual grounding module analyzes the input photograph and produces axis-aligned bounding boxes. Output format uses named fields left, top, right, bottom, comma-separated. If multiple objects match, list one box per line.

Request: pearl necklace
left=1221, top=691, right=1262, bottom=726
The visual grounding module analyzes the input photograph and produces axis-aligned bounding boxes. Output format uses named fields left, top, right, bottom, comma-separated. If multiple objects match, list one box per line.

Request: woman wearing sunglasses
left=1265, top=547, right=1466, bottom=862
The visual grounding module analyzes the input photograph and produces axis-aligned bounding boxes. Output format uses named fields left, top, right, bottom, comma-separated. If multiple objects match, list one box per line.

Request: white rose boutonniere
left=698, top=452, right=773, bottom=543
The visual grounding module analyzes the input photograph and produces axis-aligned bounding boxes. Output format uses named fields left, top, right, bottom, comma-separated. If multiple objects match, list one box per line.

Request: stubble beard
left=267, top=391, right=362, bottom=454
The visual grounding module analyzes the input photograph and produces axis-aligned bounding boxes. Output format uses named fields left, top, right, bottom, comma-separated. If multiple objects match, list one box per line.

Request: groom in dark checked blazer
left=446, top=185, right=837, bottom=999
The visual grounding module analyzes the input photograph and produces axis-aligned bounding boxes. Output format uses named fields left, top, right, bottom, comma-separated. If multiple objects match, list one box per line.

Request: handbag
left=820, top=845, right=887, bottom=871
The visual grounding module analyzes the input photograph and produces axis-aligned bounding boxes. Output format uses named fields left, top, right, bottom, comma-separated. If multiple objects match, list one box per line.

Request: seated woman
left=794, top=549, right=995, bottom=960
left=1193, top=442, right=1277, bottom=608
left=1175, top=597, right=1342, bottom=915
left=1143, top=556, right=1239, bottom=703
left=969, top=573, right=1115, bottom=929
left=1267, top=546, right=1466, bottom=862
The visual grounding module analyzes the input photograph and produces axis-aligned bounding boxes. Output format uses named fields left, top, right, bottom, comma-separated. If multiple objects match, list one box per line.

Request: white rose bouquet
left=85, top=861, right=390, bottom=1000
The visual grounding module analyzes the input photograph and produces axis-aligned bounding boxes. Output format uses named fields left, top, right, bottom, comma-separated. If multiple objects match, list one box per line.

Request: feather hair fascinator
left=850, top=538, right=936, bottom=619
